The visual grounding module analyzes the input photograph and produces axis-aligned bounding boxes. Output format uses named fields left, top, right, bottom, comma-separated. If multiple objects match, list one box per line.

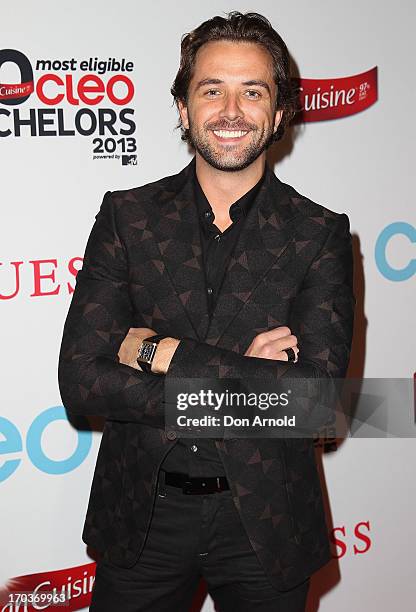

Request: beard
left=187, top=118, right=274, bottom=172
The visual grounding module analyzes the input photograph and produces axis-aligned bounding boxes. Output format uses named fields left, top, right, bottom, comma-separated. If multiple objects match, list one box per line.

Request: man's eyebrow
left=195, top=78, right=223, bottom=89
left=242, top=80, right=271, bottom=95
left=194, top=78, right=272, bottom=96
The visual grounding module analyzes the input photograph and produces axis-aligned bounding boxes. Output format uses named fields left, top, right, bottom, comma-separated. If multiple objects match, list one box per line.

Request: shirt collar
left=193, top=164, right=267, bottom=224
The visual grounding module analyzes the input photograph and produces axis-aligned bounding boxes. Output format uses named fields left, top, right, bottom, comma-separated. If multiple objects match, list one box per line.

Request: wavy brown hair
left=171, top=11, right=299, bottom=144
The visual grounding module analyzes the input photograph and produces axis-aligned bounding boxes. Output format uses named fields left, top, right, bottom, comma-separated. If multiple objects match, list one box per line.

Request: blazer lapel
left=149, top=158, right=211, bottom=341
left=204, top=166, right=302, bottom=345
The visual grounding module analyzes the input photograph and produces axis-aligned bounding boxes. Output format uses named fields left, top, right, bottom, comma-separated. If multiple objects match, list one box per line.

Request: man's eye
left=205, top=89, right=220, bottom=96
left=246, top=90, right=261, bottom=99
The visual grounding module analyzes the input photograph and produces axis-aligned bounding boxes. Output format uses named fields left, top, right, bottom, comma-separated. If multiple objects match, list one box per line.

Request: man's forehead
left=191, top=40, right=274, bottom=83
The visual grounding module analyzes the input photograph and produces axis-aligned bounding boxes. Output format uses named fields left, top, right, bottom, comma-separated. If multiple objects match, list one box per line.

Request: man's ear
left=178, top=99, right=189, bottom=129
left=273, top=109, right=283, bottom=133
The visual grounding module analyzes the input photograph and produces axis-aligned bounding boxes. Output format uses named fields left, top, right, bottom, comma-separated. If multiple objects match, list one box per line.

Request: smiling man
left=59, top=11, right=355, bottom=612
left=180, top=40, right=280, bottom=173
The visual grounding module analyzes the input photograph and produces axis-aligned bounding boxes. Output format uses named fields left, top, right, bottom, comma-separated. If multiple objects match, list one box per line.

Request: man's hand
left=244, top=326, right=299, bottom=362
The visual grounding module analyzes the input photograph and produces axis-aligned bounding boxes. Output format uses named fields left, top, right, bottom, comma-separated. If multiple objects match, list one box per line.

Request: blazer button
left=166, top=430, right=177, bottom=440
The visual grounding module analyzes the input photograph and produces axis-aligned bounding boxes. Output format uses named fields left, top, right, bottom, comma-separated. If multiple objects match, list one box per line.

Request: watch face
left=137, top=340, right=156, bottom=364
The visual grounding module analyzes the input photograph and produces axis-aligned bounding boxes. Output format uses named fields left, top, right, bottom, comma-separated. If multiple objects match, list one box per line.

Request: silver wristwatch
left=136, top=334, right=167, bottom=374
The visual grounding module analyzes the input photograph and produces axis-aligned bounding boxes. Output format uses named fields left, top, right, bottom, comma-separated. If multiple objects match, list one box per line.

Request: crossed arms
left=58, top=191, right=355, bottom=429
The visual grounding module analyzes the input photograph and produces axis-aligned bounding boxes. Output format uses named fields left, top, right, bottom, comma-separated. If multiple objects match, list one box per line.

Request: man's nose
left=219, top=93, right=243, bottom=121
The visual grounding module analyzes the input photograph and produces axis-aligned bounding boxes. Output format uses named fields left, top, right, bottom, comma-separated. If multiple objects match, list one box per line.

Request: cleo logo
left=0, top=406, right=92, bottom=481
left=375, top=222, right=416, bottom=281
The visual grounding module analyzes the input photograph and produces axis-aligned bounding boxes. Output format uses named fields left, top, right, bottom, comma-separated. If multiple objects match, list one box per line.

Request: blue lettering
left=375, top=222, right=416, bottom=281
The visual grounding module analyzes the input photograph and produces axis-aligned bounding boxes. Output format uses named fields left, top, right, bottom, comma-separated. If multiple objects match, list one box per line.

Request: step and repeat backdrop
left=1, top=1, right=415, bottom=611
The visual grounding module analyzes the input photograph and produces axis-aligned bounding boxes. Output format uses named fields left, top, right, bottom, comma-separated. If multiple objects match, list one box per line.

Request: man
left=58, top=11, right=355, bottom=612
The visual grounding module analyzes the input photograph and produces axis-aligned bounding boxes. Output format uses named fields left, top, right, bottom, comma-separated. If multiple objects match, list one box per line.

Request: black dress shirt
left=160, top=165, right=266, bottom=477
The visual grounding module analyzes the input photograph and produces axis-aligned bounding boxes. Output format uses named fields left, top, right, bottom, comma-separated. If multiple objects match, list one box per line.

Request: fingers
left=261, top=333, right=297, bottom=356
left=257, top=326, right=292, bottom=344
left=275, top=334, right=298, bottom=352
left=244, top=325, right=299, bottom=360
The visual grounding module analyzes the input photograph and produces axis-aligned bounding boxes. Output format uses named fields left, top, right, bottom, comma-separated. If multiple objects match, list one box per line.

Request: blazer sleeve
left=58, top=191, right=165, bottom=427
left=166, top=213, right=355, bottom=428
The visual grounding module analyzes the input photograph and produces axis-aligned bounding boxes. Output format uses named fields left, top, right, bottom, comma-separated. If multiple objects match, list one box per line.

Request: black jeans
left=90, top=470, right=310, bottom=611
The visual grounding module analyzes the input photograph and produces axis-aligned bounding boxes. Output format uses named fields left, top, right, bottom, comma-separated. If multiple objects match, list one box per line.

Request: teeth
left=213, top=130, right=248, bottom=138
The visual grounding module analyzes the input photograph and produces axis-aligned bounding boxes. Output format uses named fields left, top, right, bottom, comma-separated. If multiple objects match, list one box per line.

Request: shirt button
left=190, top=444, right=198, bottom=452
left=204, top=211, right=213, bottom=218
left=207, top=287, right=213, bottom=295
left=214, top=234, right=221, bottom=241
left=166, top=431, right=177, bottom=440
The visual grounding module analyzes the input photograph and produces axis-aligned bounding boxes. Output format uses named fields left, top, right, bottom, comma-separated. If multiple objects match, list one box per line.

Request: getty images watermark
left=164, top=378, right=416, bottom=439
left=176, top=387, right=295, bottom=429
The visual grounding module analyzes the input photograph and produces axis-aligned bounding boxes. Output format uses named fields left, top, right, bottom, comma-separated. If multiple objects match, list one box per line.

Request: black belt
left=162, top=470, right=230, bottom=494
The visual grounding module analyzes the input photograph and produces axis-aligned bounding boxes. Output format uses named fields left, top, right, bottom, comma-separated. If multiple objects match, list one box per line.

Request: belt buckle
left=182, top=477, right=222, bottom=494
left=182, top=479, right=199, bottom=494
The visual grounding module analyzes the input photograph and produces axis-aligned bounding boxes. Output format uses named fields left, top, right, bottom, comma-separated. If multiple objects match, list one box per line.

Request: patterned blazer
left=58, top=157, right=355, bottom=590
